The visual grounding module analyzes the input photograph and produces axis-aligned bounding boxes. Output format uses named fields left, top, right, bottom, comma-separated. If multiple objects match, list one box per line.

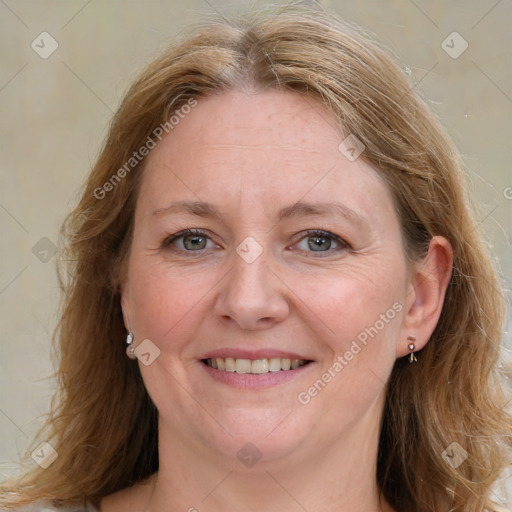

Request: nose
left=214, top=251, right=290, bottom=331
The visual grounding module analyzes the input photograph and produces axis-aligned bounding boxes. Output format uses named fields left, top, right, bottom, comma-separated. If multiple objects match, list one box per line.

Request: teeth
left=251, top=359, right=269, bottom=374
left=205, top=357, right=309, bottom=374
left=225, top=357, right=236, bottom=372
left=235, top=358, right=252, bottom=374
left=268, top=358, right=281, bottom=372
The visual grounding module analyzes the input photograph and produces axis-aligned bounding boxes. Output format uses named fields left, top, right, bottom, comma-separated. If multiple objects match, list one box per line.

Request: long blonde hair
left=1, top=5, right=510, bottom=511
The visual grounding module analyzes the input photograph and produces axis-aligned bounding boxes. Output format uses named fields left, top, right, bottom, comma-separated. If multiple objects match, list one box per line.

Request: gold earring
left=407, top=335, right=417, bottom=363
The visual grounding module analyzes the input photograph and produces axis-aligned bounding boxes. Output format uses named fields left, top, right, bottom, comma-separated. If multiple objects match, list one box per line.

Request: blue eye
left=162, top=229, right=213, bottom=251
left=161, top=228, right=349, bottom=256
left=295, top=230, right=349, bottom=255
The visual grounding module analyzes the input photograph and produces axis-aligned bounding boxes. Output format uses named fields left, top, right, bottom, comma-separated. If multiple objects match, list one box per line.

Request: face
left=121, top=89, right=412, bottom=467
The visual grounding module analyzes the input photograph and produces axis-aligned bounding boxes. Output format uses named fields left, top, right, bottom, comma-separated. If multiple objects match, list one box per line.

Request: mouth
left=202, top=357, right=312, bottom=374
left=199, top=349, right=315, bottom=389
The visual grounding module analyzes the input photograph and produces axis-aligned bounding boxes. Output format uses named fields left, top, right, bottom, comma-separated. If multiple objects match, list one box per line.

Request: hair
left=1, top=4, right=510, bottom=512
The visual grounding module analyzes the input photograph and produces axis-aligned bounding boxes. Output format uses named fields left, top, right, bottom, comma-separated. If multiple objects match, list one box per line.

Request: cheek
left=126, top=254, right=218, bottom=345
left=299, top=265, right=404, bottom=352
left=298, top=270, right=405, bottom=416
left=295, top=273, right=403, bottom=427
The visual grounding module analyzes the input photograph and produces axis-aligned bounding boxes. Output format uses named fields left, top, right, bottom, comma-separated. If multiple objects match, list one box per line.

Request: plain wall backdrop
left=1, top=0, right=511, bottom=502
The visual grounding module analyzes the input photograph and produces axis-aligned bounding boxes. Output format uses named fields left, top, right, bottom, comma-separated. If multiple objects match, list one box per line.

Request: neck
left=147, top=408, right=393, bottom=512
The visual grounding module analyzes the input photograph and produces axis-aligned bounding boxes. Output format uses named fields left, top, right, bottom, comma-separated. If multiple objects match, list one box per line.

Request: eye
left=162, top=229, right=216, bottom=251
left=294, top=229, right=350, bottom=255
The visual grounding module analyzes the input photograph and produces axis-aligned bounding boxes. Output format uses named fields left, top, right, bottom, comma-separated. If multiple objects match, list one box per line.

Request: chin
left=199, top=407, right=316, bottom=467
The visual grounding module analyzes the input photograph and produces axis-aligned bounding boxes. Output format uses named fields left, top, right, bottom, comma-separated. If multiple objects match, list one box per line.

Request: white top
left=11, top=503, right=99, bottom=512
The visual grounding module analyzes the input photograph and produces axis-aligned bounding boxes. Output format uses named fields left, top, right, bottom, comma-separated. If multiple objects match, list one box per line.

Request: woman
left=1, top=5, right=510, bottom=512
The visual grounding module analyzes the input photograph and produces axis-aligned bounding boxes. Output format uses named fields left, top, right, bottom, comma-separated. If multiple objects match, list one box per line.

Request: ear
left=119, top=281, right=132, bottom=333
left=397, top=236, right=453, bottom=358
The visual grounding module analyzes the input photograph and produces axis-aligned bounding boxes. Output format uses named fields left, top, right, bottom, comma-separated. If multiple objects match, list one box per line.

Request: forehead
left=157, top=89, right=345, bottom=157
left=137, top=90, right=396, bottom=224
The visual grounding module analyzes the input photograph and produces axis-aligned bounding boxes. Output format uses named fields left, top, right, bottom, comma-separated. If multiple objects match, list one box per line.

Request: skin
left=101, top=89, right=453, bottom=512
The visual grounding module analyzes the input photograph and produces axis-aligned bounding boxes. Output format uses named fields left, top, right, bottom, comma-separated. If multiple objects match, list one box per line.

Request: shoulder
left=8, top=503, right=99, bottom=512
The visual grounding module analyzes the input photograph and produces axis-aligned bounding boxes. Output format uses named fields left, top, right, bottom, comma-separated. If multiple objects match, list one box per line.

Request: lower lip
left=200, top=361, right=314, bottom=389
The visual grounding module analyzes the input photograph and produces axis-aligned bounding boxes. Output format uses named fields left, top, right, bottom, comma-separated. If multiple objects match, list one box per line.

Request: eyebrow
left=151, top=200, right=369, bottom=229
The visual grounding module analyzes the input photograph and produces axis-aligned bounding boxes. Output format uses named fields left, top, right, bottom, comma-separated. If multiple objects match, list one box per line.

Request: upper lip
left=200, top=348, right=312, bottom=361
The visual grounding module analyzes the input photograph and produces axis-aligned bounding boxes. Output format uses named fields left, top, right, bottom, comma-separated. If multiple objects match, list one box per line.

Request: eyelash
left=161, top=228, right=351, bottom=257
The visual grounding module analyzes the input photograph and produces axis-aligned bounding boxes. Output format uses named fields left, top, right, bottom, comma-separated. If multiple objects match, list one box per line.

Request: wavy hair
left=1, top=5, right=510, bottom=511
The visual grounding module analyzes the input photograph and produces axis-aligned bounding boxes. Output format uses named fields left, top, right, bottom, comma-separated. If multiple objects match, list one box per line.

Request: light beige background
left=1, top=0, right=511, bottom=503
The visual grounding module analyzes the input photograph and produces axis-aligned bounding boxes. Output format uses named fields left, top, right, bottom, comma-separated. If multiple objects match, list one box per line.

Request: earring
left=407, top=335, right=417, bottom=363
left=126, top=332, right=137, bottom=360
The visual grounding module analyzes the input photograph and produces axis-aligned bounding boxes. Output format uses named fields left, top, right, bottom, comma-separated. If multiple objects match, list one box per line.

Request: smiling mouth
left=203, top=357, right=312, bottom=374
